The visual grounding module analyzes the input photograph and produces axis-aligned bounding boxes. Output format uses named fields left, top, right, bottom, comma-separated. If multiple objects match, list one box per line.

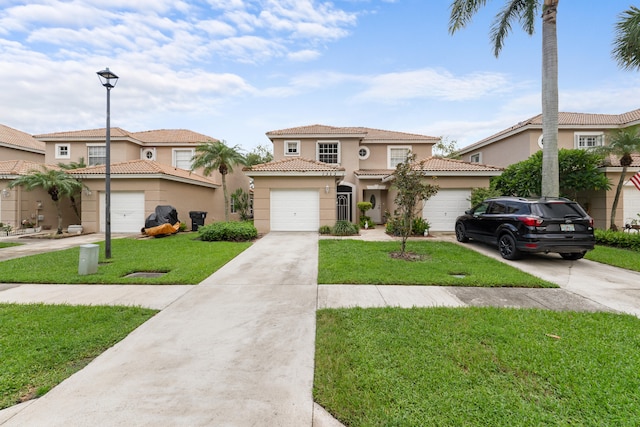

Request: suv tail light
left=517, top=216, right=543, bottom=227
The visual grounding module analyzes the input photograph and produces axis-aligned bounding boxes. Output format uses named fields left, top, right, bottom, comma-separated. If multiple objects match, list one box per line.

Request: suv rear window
left=533, top=202, right=586, bottom=218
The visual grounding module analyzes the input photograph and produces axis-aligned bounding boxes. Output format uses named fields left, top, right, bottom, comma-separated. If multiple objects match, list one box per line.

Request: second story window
left=88, top=145, right=106, bottom=166
left=285, top=141, right=300, bottom=156
left=575, top=132, right=604, bottom=149
left=388, top=146, right=411, bottom=168
left=318, top=141, right=339, bottom=164
left=470, top=153, right=481, bottom=163
left=173, top=149, right=195, bottom=170
left=55, top=144, right=70, bottom=159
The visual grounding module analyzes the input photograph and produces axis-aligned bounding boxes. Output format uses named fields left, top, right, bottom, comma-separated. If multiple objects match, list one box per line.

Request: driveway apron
left=2, top=232, right=319, bottom=427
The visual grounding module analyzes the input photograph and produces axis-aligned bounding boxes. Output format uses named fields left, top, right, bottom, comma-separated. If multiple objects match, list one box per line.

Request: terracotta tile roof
left=354, top=169, right=394, bottom=177
left=0, top=160, right=56, bottom=176
left=266, top=124, right=439, bottom=142
left=68, top=160, right=220, bottom=186
left=244, top=157, right=345, bottom=173
left=602, top=153, right=640, bottom=168
left=461, top=108, right=640, bottom=153
left=0, top=125, right=45, bottom=152
left=415, top=157, right=503, bottom=172
left=34, top=128, right=219, bottom=145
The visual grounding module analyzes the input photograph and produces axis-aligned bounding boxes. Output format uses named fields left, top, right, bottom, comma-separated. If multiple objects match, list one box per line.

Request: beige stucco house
left=245, top=124, right=502, bottom=234
left=2, top=126, right=249, bottom=234
left=457, top=109, right=640, bottom=229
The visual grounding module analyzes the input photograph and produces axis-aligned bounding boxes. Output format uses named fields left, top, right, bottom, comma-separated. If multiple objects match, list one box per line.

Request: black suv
left=455, top=197, right=595, bottom=260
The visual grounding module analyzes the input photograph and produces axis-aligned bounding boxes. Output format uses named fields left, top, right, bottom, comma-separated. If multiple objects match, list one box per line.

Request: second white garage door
left=270, top=189, right=319, bottom=231
left=623, top=183, right=640, bottom=225
left=422, top=189, right=472, bottom=232
left=100, top=192, right=145, bottom=233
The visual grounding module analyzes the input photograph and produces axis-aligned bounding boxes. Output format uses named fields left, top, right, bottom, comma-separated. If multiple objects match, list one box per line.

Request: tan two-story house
left=245, top=124, right=502, bottom=234
left=458, top=109, right=640, bottom=229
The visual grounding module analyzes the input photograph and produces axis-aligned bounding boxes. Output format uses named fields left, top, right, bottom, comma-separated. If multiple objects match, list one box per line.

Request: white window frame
left=173, top=148, right=195, bottom=170
left=284, top=140, right=300, bottom=156
left=87, top=144, right=106, bottom=166
left=387, top=145, right=412, bottom=169
left=358, top=146, right=370, bottom=160
left=470, top=153, right=482, bottom=163
left=55, top=144, right=70, bottom=159
left=574, top=132, right=604, bottom=149
left=317, top=140, right=340, bottom=164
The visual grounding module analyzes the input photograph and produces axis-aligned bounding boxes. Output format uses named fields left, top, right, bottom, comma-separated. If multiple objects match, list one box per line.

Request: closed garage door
left=423, top=189, right=472, bottom=232
left=623, top=183, right=640, bottom=225
left=100, top=192, right=145, bottom=233
left=270, top=189, right=319, bottom=231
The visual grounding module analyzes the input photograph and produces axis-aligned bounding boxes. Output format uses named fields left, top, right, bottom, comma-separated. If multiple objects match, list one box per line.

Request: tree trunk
left=55, top=200, right=63, bottom=234
left=222, top=173, right=229, bottom=222
left=541, top=0, right=560, bottom=198
left=609, top=166, right=627, bottom=231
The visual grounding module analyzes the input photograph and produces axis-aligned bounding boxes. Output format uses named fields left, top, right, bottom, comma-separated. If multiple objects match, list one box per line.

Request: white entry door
left=270, top=189, right=319, bottom=231
left=423, top=189, right=472, bottom=232
left=99, top=192, right=145, bottom=233
left=363, top=190, right=382, bottom=224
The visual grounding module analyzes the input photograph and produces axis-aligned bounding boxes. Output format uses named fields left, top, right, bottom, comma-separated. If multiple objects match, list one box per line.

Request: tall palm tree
left=596, top=126, right=640, bottom=231
left=449, top=0, right=560, bottom=197
left=613, top=6, right=640, bottom=70
left=191, top=141, right=246, bottom=221
left=8, top=168, right=84, bottom=234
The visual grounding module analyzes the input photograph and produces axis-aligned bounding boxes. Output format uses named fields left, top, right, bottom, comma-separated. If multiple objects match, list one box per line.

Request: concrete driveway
left=458, top=240, right=640, bottom=317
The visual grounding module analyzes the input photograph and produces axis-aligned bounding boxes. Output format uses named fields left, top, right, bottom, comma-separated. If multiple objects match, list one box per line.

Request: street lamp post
left=96, top=67, right=119, bottom=259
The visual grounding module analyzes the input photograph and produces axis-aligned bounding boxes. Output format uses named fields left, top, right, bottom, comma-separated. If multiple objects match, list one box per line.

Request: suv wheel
left=455, top=222, right=469, bottom=242
left=498, top=233, right=521, bottom=260
left=560, top=252, right=585, bottom=260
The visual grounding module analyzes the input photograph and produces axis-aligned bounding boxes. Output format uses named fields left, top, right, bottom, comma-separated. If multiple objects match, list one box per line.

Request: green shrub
left=385, top=216, right=403, bottom=236
left=595, top=229, right=640, bottom=251
left=178, top=222, right=187, bottom=232
left=199, top=221, right=258, bottom=242
left=332, top=221, right=359, bottom=236
left=319, top=225, right=332, bottom=235
left=412, top=217, right=430, bottom=235
left=359, top=215, right=374, bottom=229
left=469, top=187, right=501, bottom=207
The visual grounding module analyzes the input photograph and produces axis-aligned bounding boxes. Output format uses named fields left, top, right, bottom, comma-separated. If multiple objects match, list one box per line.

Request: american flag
left=631, top=172, right=640, bottom=191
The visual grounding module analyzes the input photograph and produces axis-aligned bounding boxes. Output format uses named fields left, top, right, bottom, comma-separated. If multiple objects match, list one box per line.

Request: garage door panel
left=423, top=189, right=471, bottom=232
left=99, top=192, right=145, bottom=233
left=623, top=185, right=640, bottom=224
left=271, top=190, right=319, bottom=231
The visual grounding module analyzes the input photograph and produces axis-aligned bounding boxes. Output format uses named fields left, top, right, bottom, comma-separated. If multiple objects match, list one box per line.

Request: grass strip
left=0, top=242, right=21, bottom=249
left=319, top=240, right=555, bottom=287
left=0, top=233, right=250, bottom=284
left=0, top=303, right=157, bottom=410
left=586, top=245, right=640, bottom=272
left=315, top=307, right=640, bottom=426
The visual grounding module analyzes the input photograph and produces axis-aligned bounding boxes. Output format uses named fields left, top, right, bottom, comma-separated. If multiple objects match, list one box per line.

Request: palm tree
left=58, top=157, right=86, bottom=221
left=191, top=141, right=246, bottom=221
left=595, top=126, right=640, bottom=231
left=449, top=0, right=560, bottom=198
left=613, top=6, right=640, bottom=70
left=8, top=168, right=84, bottom=234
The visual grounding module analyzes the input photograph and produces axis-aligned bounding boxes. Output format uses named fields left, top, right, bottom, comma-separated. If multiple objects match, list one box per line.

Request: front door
left=363, top=190, right=382, bottom=224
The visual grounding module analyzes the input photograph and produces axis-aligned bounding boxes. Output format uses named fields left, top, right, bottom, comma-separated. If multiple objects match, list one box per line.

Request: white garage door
left=422, top=189, right=472, bottom=232
left=99, top=192, right=145, bottom=233
left=623, top=183, right=640, bottom=225
left=270, top=189, right=319, bottom=231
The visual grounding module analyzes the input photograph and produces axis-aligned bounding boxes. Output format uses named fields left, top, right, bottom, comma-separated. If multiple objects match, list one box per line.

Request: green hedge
left=198, top=221, right=258, bottom=242
left=595, top=229, right=640, bottom=251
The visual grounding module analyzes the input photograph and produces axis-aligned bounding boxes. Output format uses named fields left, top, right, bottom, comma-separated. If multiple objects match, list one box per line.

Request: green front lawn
left=0, top=233, right=250, bottom=284
left=586, top=245, right=640, bottom=272
left=315, top=307, right=640, bottom=426
left=0, top=303, right=157, bottom=410
left=0, top=242, right=21, bottom=249
left=319, top=240, right=555, bottom=287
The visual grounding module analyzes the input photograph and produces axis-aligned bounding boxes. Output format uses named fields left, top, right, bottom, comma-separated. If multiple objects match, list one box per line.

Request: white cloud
left=287, top=49, right=321, bottom=62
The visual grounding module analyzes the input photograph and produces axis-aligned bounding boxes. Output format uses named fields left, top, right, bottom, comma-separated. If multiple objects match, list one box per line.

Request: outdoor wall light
left=325, top=185, right=330, bottom=193
left=97, top=67, right=119, bottom=259
left=1, top=189, right=9, bottom=198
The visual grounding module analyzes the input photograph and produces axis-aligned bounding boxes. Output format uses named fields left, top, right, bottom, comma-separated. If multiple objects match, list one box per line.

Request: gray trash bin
left=189, top=211, right=207, bottom=231
left=78, top=244, right=99, bottom=275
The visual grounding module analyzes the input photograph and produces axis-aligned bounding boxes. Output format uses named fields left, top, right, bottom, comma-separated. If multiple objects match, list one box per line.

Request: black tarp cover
left=145, top=205, right=179, bottom=229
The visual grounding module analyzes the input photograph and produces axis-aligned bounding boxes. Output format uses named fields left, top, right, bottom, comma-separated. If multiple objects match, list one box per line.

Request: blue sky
left=0, top=0, right=638, bottom=153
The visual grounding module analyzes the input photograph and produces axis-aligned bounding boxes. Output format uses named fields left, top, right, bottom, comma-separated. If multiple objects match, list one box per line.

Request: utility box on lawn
left=189, top=211, right=207, bottom=231
left=78, top=244, right=99, bottom=275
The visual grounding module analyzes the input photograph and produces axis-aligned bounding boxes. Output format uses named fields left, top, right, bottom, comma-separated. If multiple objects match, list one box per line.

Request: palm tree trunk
left=541, top=0, right=560, bottom=198
left=222, top=173, right=229, bottom=222
left=54, top=200, right=63, bottom=234
left=609, top=166, right=627, bottom=231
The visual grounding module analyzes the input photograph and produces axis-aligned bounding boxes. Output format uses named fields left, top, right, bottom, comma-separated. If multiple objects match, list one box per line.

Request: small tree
left=357, top=201, right=373, bottom=228
left=245, top=144, right=274, bottom=166
left=433, top=136, right=460, bottom=159
left=8, top=168, right=84, bottom=234
left=230, top=188, right=251, bottom=221
left=392, top=153, right=439, bottom=256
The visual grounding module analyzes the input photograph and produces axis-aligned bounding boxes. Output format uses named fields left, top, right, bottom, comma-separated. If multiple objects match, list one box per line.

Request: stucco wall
left=0, top=146, right=44, bottom=162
